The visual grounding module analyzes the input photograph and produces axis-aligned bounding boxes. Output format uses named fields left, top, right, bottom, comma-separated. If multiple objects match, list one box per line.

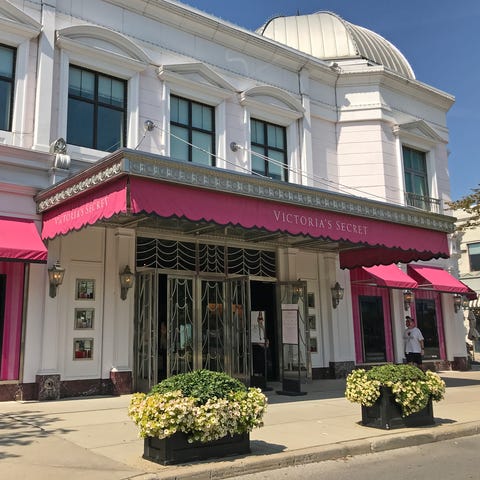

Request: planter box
left=143, top=432, right=250, bottom=465
left=361, top=386, right=434, bottom=430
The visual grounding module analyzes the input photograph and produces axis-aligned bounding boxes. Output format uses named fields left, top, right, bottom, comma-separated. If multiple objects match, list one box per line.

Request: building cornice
left=36, top=149, right=455, bottom=234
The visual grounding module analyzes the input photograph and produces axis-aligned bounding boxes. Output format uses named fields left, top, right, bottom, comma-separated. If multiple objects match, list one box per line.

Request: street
left=232, top=434, right=480, bottom=480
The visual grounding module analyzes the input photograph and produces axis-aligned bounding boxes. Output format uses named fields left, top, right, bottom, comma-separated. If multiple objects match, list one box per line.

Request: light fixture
left=144, top=120, right=155, bottom=131
left=119, top=265, right=135, bottom=300
left=48, top=260, right=65, bottom=298
left=331, top=282, right=344, bottom=309
left=462, top=296, right=470, bottom=310
left=453, top=294, right=463, bottom=313
left=403, top=289, right=413, bottom=311
left=49, top=137, right=67, bottom=155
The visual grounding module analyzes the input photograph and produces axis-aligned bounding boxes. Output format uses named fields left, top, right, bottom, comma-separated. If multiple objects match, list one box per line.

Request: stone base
left=110, top=370, right=132, bottom=395
left=329, top=361, right=355, bottom=379
left=36, top=374, right=61, bottom=401
left=452, top=356, right=469, bottom=371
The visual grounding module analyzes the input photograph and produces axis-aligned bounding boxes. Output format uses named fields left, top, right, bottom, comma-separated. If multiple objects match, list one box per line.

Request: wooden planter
left=143, top=431, right=250, bottom=465
left=361, top=386, right=435, bottom=430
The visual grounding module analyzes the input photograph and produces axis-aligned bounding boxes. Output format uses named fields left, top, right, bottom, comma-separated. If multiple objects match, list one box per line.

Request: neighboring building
left=454, top=209, right=480, bottom=362
left=0, top=1, right=472, bottom=401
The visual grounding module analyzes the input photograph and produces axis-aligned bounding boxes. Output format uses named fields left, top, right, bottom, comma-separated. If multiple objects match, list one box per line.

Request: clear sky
left=178, top=0, right=480, bottom=201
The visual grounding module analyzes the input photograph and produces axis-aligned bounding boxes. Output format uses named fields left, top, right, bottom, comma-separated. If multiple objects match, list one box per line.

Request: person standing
left=404, top=316, right=424, bottom=367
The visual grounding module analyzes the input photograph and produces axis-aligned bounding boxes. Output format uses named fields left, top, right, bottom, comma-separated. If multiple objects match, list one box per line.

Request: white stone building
left=0, top=1, right=472, bottom=401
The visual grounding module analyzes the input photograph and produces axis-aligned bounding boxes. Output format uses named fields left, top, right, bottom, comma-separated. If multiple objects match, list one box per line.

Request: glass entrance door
left=415, top=298, right=440, bottom=360
left=359, top=295, right=386, bottom=363
left=133, top=271, right=158, bottom=392
left=134, top=274, right=250, bottom=389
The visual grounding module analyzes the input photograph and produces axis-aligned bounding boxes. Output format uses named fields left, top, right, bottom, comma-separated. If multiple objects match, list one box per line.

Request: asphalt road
left=231, top=434, right=480, bottom=480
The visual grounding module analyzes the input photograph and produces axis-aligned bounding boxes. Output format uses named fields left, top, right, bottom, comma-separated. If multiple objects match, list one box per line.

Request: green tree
left=449, top=186, right=480, bottom=230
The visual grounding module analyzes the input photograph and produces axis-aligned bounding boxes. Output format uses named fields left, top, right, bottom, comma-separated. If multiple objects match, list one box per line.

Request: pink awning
left=39, top=175, right=450, bottom=269
left=42, top=177, right=128, bottom=240
left=353, top=264, right=418, bottom=289
left=0, top=216, right=47, bottom=263
left=129, top=177, right=449, bottom=269
left=407, top=265, right=473, bottom=295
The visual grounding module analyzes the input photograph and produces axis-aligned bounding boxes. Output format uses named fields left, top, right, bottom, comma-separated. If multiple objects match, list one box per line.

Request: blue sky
left=179, top=0, right=480, bottom=201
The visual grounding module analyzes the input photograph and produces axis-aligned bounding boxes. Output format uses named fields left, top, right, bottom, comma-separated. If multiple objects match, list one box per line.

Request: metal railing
left=405, top=192, right=441, bottom=213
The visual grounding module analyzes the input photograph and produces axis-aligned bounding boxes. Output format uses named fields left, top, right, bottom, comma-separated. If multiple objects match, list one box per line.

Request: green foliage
left=365, top=363, right=426, bottom=384
left=448, top=187, right=480, bottom=231
left=149, top=369, right=246, bottom=405
left=345, top=363, right=446, bottom=417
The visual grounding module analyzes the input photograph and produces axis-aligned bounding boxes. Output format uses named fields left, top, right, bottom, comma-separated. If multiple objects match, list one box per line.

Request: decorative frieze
left=35, top=150, right=455, bottom=233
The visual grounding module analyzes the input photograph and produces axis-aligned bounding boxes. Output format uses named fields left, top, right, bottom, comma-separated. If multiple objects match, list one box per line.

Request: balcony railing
left=405, top=192, right=441, bottom=214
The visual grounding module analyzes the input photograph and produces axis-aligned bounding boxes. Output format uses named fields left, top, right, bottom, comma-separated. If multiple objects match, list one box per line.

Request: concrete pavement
left=2, top=368, right=480, bottom=480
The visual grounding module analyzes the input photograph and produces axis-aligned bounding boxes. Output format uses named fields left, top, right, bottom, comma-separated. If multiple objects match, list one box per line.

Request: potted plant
left=345, top=364, right=445, bottom=429
left=128, top=369, right=267, bottom=465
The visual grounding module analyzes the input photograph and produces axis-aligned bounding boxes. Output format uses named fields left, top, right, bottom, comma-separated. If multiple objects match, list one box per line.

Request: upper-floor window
left=170, top=95, right=215, bottom=166
left=67, top=65, right=127, bottom=152
left=468, top=243, right=480, bottom=271
left=251, top=119, right=287, bottom=181
left=402, top=145, right=440, bottom=211
left=0, top=44, right=15, bottom=132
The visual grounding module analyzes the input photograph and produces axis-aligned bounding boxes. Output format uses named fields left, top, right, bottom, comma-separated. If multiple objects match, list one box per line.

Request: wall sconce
left=462, top=296, right=470, bottom=310
left=119, top=265, right=135, bottom=300
left=48, top=260, right=65, bottom=298
left=403, top=289, right=413, bottom=311
left=453, top=294, right=463, bottom=313
left=331, top=282, right=344, bottom=309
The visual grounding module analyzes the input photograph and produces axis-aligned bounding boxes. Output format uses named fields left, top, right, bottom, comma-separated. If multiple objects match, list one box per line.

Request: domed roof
left=257, top=11, right=415, bottom=79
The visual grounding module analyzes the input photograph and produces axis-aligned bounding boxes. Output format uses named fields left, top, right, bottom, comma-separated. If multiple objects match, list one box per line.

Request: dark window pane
left=98, top=75, right=125, bottom=107
left=171, top=96, right=188, bottom=125
left=0, top=44, right=15, bottom=132
left=251, top=147, right=265, bottom=176
left=268, top=149, right=286, bottom=181
left=468, top=243, right=480, bottom=271
left=97, top=106, right=124, bottom=152
left=67, top=98, right=94, bottom=148
left=192, top=102, right=212, bottom=130
left=0, top=81, right=12, bottom=131
left=170, top=125, right=189, bottom=160
left=191, top=130, right=213, bottom=166
left=0, top=47, right=14, bottom=77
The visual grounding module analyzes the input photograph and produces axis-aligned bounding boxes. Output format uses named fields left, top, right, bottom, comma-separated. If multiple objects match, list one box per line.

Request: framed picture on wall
left=75, top=279, right=95, bottom=300
left=308, top=293, right=315, bottom=308
left=310, top=337, right=318, bottom=353
left=73, top=338, right=93, bottom=360
left=308, top=314, right=316, bottom=330
left=74, top=308, right=94, bottom=329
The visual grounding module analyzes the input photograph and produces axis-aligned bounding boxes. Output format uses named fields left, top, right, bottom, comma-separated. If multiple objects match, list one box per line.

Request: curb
left=130, top=421, right=480, bottom=480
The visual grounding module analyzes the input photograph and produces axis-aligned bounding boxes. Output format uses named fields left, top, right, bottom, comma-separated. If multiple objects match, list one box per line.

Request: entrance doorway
left=359, top=295, right=386, bottom=363
left=133, top=273, right=250, bottom=392
left=415, top=298, right=440, bottom=360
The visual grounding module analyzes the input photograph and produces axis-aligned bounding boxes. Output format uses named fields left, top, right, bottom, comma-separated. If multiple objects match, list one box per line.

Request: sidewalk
left=2, top=368, right=480, bottom=480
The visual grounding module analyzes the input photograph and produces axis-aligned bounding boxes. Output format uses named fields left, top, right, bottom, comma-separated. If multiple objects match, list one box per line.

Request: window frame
left=170, top=94, right=216, bottom=166
left=67, top=64, right=127, bottom=153
left=403, top=145, right=429, bottom=197
left=468, top=242, right=480, bottom=272
left=56, top=25, right=149, bottom=161
left=250, top=118, right=288, bottom=181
